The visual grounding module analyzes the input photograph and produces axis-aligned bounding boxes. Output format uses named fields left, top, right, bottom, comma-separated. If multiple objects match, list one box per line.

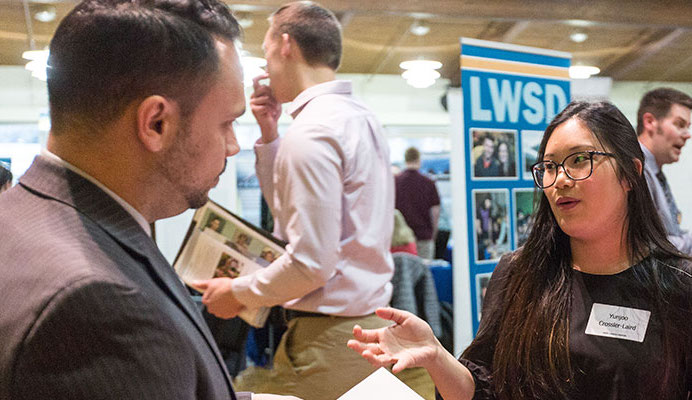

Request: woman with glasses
left=348, top=101, right=691, bottom=399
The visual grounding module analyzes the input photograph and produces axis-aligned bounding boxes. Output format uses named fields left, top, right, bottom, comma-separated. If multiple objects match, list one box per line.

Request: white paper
left=337, top=368, right=424, bottom=400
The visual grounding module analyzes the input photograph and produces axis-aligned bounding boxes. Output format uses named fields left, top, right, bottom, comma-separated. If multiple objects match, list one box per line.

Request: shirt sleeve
left=233, top=124, right=343, bottom=307
left=254, top=137, right=281, bottom=211
left=430, top=179, right=441, bottom=207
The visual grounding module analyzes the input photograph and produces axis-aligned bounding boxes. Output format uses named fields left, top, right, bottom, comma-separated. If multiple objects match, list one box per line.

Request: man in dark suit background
left=0, top=1, right=298, bottom=399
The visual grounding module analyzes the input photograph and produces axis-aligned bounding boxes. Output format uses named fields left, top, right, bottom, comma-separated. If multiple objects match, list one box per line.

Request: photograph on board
left=476, top=272, right=493, bottom=320
left=513, top=188, right=537, bottom=248
left=521, top=130, right=543, bottom=181
left=470, top=128, right=518, bottom=179
left=473, top=189, right=511, bottom=263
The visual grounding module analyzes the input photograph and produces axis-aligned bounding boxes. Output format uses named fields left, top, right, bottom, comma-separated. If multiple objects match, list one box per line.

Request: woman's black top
left=447, top=254, right=692, bottom=400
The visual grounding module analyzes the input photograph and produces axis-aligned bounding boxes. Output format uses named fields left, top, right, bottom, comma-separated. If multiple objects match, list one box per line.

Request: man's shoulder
left=0, top=186, right=132, bottom=281
left=396, top=169, right=434, bottom=187
left=296, top=90, right=375, bottom=126
left=411, top=169, right=437, bottom=185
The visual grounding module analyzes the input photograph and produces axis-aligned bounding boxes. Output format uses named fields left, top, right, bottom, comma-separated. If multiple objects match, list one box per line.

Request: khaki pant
left=234, top=314, right=435, bottom=399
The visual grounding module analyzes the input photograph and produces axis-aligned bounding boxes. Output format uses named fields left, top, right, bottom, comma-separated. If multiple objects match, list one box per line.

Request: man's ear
left=641, top=112, right=659, bottom=136
left=280, top=33, right=293, bottom=59
left=136, top=95, right=177, bottom=153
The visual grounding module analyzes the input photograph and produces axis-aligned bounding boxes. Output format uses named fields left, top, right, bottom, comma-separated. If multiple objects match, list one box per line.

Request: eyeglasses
left=531, top=150, right=615, bottom=189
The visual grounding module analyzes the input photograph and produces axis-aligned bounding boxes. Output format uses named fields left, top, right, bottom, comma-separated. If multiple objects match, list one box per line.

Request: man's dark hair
left=0, top=165, right=12, bottom=187
left=271, top=1, right=341, bottom=70
left=404, top=147, right=420, bottom=163
left=636, top=87, right=692, bottom=135
left=47, top=0, right=241, bottom=134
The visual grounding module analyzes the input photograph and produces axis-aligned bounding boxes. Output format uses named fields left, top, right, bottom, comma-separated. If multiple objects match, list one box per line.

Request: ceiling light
left=570, top=32, right=588, bottom=43
left=400, top=60, right=442, bottom=70
left=569, top=65, right=600, bottom=79
left=566, top=19, right=595, bottom=28
left=400, top=59, right=443, bottom=89
left=410, top=21, right=430, bottom=37
left=22, top=49, right=50, bottom=81
left=33, top=6, right=57, bottom=23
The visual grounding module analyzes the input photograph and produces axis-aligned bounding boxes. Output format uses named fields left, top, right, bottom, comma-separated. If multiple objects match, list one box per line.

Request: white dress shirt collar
left=41, top=149, right=152, bottom=236
left=286, top=80, right=352, bottom=118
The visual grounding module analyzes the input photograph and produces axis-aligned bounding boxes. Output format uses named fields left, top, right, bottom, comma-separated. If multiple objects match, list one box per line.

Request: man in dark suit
left=0, top=1, right=297, bottom=399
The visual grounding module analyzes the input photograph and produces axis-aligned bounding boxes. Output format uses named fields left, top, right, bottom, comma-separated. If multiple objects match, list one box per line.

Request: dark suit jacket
left=0, top=156, right=237, bottom=400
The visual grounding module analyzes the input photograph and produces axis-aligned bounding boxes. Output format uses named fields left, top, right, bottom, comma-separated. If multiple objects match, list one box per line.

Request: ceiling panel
left=0, top=0, right=691, bottom=85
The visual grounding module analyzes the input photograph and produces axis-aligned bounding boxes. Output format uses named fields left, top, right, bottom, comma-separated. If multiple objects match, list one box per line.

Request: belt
left=283, top=308, right=330, bottom=322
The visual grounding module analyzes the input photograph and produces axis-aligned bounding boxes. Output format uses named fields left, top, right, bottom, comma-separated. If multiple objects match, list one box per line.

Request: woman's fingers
left=351, top=324, right=383, bottom=343
left=375, top=307, right=412, bottom=325
left=347, top=340, right=384, bottom=355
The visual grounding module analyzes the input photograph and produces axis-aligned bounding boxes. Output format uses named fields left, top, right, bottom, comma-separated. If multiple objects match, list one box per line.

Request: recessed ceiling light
left=569, top=65, right=600, bottom=79
left=570, top=32, right=588, bottom=43
left=400, top=59, right=443, bottom=88
left=566, top=19, right=595, bottom=28
left=33, top=6, right=56, bottom=22
left=410, top=22, right=430, bottom=36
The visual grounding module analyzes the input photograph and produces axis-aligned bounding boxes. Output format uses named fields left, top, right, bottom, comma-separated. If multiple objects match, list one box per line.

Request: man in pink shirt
left=196, top=2, right=401, bottom=399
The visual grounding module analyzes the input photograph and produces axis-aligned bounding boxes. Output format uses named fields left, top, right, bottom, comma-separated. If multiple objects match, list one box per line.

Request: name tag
left=585, top=303, right=651, bottom=343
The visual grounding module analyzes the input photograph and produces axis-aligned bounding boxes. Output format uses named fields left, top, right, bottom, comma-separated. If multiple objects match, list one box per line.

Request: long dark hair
left=463, top=101, right=689, bottom=399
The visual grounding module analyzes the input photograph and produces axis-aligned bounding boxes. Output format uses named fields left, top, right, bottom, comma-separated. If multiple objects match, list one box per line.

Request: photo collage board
left=459, top=38, right=571, bottom=333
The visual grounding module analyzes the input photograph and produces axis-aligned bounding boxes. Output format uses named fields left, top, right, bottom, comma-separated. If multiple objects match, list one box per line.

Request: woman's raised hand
left=347, top=307, right=442, bottom=373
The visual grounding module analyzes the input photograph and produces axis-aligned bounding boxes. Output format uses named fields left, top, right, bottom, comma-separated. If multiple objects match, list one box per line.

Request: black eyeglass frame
left=531, top=150, right=616, bottom=189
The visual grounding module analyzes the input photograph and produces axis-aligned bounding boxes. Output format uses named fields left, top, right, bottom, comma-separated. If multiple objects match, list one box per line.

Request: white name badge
left=585, top=303, right=651, bottom=343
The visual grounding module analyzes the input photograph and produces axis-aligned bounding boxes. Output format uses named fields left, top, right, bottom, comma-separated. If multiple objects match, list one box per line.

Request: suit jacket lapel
left=20, top=156, right=234, bottom=390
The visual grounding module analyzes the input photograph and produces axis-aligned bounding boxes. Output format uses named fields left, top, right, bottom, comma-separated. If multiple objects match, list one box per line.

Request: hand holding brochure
left=173, top=200, right=286, bottom=327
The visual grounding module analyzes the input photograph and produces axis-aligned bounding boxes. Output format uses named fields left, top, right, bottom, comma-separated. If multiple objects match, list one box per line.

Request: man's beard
left=158, top=127, right=226, bottom=210
left=186, top=159, right=227, bottom=209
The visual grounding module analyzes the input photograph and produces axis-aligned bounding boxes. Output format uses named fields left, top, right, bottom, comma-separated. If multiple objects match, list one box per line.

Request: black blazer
left=0, top=156, right=236, bottom=400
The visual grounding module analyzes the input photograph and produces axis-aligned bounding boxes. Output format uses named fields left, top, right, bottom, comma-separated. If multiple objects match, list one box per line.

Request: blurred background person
left=196, top=2, right=398, bottom=398
left=474, top=135, right=500, bottom=177
left=391, top=209, right=418, bottom=256
left=497, top=140, right=515, bottom=177
left=637, top=87, right=692, bottom=254
left=396, top=146, right=441, bottom=260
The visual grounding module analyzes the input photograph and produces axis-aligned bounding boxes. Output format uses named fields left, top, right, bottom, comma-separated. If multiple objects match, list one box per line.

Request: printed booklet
left=173, top=200, right=286, bottom=327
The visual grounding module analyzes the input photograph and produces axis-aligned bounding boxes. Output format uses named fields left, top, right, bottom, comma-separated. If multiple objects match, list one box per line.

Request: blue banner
left=460, top=38, right=571, bottom=333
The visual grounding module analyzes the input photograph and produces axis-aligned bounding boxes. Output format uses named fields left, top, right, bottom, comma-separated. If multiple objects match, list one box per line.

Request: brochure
left=173, top=200, right=286, bottom=327
left=337, top=368, right=424, bottom=400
